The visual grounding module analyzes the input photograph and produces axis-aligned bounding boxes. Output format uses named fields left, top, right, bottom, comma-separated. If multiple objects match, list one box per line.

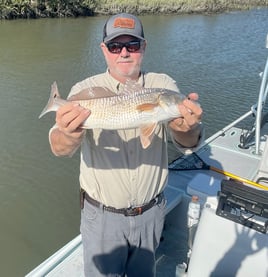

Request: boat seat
left=187, top=205, right=268, bottom=277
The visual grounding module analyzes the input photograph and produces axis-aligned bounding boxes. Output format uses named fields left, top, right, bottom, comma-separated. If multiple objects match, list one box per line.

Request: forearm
left=170, top=123, right=202, bottom=148
left=49, top=127, right=85, bottom=157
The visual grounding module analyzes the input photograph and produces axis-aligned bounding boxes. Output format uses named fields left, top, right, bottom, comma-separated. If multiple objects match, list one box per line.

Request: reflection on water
left=0, top=8, right=267, bottom=276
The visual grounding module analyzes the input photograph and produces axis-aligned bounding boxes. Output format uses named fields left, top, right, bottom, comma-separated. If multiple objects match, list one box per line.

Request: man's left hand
left=169, top=92, right=202, bottom=132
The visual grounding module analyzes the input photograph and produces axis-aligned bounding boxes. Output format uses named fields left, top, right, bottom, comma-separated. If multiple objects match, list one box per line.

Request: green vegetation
left=0, top=0, right=95, bottom=19
left=0, top=0, right=268, bottom=19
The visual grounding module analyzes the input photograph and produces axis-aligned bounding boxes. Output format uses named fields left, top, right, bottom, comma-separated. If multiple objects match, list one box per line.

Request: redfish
left=39, top=80, right=185, bottom=148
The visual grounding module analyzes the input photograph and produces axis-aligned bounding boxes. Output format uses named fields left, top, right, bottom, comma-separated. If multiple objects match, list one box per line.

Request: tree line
left=0, top=0, right=268, bottom=19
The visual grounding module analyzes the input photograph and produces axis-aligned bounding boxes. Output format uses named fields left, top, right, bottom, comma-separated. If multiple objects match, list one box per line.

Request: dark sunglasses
left=105, top=41, right=143, bottom=54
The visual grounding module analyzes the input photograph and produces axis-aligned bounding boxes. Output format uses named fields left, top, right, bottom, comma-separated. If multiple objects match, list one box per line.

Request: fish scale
left=76, top=92, right=162, bottom=129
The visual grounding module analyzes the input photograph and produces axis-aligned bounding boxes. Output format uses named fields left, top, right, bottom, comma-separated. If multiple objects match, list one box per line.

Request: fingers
left=179, top=101, right=202, bottom=125
left=56, top=103, right=90, bottom=136
left=170, top=94, right=203, bottom=132
left=183, top=97, right=202, bottom=117
left=187, top=92, right=199, bottom=101
left=181, top=95, right=202, bottom=118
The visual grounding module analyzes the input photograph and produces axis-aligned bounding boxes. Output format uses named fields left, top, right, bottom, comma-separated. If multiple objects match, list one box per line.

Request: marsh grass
left=0, top=0, right=268, bottom=19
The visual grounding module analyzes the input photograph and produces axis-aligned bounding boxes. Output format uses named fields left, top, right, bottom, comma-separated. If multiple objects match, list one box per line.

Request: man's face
left=101, top=35, right=146, bottom=82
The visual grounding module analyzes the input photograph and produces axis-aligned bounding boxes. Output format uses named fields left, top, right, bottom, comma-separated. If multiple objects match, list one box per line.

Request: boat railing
left=25, top=234, right=82, bottom=277
left=202, top=109, right=254, bottom=147
left=255, top=33, right=268, bottom=154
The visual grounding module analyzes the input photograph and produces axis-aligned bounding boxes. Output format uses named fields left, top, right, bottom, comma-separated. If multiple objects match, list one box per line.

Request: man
left=49, top=13, right=203, bottom=277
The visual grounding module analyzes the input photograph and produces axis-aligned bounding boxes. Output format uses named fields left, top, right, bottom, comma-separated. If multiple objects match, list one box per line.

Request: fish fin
left=39, top=81, right=62, bottom=119
left=68, top=87, right=116, bottom=101
left=136, top=103, right=159, bottom=112
left=119, top=79, right=143, bottom=95
left=139, top=123, right=157, bottom=149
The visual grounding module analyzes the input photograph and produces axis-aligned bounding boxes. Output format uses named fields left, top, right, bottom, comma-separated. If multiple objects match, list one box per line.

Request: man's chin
left=119, top=69, right=139, bottom=79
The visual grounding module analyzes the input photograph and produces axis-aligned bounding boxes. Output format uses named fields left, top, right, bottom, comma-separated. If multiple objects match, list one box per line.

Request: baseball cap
left=103, top=13, right=145, bottom=43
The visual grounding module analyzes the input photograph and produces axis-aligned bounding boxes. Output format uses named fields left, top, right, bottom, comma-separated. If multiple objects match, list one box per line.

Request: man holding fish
left=47, top=13, right=203, bottom=277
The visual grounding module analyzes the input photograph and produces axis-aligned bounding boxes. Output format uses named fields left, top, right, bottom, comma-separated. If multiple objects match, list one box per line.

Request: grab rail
left=25, top=234, right=82, bottom=277
left=255, top=34, right=268, bottom=154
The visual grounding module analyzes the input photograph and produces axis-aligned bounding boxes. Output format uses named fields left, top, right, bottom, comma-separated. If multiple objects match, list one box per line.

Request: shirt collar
left=104, top=70, right=145, bottom=93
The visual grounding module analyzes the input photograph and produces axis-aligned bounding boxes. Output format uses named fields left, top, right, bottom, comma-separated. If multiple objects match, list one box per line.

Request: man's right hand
left=50, top=103, right=91, bottom=156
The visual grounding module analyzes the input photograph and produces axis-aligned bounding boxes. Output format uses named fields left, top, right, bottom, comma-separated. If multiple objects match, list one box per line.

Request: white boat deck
left=200, top=127, right=263, bottom=181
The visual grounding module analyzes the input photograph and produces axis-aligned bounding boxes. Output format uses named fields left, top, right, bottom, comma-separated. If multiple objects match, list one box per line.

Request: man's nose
left=120, top=47, right=130, bottom=57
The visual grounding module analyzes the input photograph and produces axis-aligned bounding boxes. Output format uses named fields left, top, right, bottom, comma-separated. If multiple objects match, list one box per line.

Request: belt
left=80, top=190, right=164, bottom=216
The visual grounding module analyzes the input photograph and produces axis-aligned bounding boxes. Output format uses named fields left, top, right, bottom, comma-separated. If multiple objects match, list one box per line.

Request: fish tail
left=39, top=81, right=61, bottom=119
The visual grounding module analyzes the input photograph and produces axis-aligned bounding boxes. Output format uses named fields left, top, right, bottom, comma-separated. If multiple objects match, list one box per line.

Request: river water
left=0, top=8, right=267, bottom=276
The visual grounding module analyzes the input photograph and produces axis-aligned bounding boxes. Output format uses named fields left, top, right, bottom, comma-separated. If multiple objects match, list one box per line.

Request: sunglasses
left=105, top=41, right=143, bottom=54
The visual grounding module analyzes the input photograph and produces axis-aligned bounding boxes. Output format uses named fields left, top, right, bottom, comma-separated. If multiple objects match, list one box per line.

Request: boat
left=26, top=34, right=268, bottom=277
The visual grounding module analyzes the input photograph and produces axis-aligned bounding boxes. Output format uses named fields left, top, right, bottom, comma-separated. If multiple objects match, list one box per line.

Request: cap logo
left=113, top=18, right=135, bottom=29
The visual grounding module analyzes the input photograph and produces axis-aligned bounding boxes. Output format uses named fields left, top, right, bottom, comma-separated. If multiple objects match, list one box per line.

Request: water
left=0, top=8, right=267, bottom=276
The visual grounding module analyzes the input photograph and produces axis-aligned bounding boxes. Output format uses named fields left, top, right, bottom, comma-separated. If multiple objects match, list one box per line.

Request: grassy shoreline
left=95, top=0, right=268, bottom=15
left=1, top=0, right=268, bottom=19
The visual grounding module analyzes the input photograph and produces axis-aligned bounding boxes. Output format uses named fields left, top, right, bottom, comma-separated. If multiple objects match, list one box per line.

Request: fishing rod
left=208, top=165, right=268, bottom=191
left=169, top=153, right=268, bottom=191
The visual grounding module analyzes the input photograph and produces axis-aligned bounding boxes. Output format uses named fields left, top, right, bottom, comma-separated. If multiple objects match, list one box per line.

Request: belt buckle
left=124, top=207, right=142, bottom=216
